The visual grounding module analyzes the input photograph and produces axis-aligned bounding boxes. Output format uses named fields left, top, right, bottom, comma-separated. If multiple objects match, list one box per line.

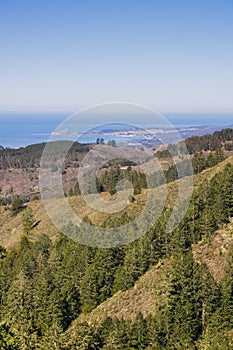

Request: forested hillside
left=0, top=152, right=233, bottom=348
left=0, top=141, right=90, bottom=169
left=1, top=128, right=233, bottom=200
left=185, top=128, right=233, bottom=153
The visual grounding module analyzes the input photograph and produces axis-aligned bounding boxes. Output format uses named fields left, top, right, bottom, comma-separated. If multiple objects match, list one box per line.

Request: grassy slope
left=0, top=190, right=147, bottom=249
left=194, top=154, right=233, bottom=186
left=193, top=218, right=233, bottom=283
left=1, top=155, right=233, bottom=249
left=77, top=259, right=171, bottom=325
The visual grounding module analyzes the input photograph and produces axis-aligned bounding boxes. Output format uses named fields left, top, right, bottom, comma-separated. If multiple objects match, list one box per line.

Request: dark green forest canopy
left=0, top=141, right=90, bottom=169
left=185, top=128, right=233, bottom=153
left=155, top=128, right=233, bottom=159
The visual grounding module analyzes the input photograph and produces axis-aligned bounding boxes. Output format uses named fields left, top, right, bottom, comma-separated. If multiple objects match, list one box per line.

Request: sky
left=0, top=0, right=233, bottom=113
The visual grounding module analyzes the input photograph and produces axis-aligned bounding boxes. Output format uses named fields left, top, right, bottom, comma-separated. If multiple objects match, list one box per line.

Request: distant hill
left=0, top=141, right=90, bottom=169
left=185, top=127, right=233, bottom=153
left=0, top=128, right=233, bottom=199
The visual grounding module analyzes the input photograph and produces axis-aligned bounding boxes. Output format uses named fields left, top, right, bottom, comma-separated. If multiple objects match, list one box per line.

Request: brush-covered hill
left=0, top=127, right=233, bottom=198
left=0, top=141, right=90, bottom=197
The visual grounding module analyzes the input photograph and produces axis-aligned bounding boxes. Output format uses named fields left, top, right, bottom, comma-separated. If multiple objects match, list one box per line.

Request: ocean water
left=0, top=112, right=232, bottom=149
left=0, top=113, right=67, bottom=148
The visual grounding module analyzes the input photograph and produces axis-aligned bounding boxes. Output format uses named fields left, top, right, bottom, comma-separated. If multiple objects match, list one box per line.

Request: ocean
left=0, top=112, right=233, bottom=149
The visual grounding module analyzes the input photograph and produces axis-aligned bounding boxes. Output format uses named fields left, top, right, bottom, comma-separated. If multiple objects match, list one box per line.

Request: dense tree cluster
left=97, top=166, right=147, bottom=196
left=185, top=128, right=233, bottom=154
left=0, top=141, right=89, bottom=170
left=164, top=148, right=225, bottom=183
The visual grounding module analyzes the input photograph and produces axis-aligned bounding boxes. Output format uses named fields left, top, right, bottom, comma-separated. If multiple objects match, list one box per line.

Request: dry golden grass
left=194, top=155, right=233, bottom=187
left=0, top=200, right=59, bottom=249
left=1, top=155, right=233, bottom=250
left=75, top=259, right=171, bottom=326
left=0, top=189, right=148, bottom=249
left=193, top=219, right=233, bottom=283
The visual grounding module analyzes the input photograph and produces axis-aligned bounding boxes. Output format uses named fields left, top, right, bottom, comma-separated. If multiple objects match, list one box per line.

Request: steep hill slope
left=67, top=222, right=232, bottom=328
left=0, top=189, right=148, bottom=249
left=78, top=259, right=171, bottom=325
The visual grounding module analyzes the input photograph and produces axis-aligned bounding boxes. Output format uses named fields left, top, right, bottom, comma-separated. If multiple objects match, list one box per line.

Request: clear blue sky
left=0, top=0, right=232, bottom=113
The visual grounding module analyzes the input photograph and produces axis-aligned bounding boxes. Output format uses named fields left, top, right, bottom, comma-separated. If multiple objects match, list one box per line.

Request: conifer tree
left=22, top=207, right=35, bottom=235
